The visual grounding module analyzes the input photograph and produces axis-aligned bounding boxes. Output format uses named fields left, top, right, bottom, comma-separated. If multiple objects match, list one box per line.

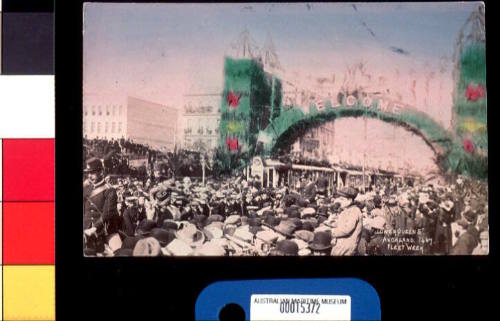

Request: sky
left=83, top=2, right=482, bottom=175
left=83, top=3, right=478, bottom=109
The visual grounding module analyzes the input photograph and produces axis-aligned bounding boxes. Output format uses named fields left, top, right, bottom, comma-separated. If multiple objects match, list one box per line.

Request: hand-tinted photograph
left=82, top=2, right=488, bottom=257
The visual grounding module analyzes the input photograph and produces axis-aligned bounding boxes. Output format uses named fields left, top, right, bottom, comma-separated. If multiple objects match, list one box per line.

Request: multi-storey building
left=83, top=95, right=178, bottom=150
left=182, top=96, right=221, bottom=152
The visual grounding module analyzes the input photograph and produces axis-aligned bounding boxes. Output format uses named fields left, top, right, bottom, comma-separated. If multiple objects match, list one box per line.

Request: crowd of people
left=84, top=137, right=162, bottom=159
left=83, top=151, right=489, bottom=257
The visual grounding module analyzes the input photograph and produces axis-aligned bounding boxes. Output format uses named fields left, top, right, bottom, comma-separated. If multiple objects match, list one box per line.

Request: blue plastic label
left=196, top=278, right=381, bottom=321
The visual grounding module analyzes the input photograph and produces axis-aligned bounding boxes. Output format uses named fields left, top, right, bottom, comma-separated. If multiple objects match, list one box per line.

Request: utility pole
left=362, top=106, right=367, bottom=194
left=201, top=154, right=206, bottom=186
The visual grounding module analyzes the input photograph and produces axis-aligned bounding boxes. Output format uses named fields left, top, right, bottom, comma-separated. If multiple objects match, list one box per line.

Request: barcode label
left=250, top=294, right=351, bottom=320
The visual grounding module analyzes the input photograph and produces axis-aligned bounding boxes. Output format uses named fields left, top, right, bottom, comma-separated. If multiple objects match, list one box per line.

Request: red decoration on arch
left=226, top=137, right=239, bottom=151
left=465, top=83, right=485, bottom=102
left=463, top=139, right=475, bottom=154
left=227, top=91, right=241, bottom=109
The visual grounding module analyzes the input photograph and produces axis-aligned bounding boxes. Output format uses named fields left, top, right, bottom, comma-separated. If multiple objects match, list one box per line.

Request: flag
left=227, top=91, right=241, bottom=108
left=226, top=137, right=239, bottom=151
left=465, top=83, right=485, bottom=101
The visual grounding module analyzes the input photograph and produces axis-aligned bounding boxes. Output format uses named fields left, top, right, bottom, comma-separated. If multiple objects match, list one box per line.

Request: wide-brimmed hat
left=207, top=214, right=225, bottom=224
left=256, top=230, right=279, bottom=244
left=113, top=248, right=133, bottom=257
left=224, top=215, right=241, bottom=225
left=270, top=240, right=299, bottom=256
left=175, top=222, right=205, bottom=248
left=301, top=207, right=316, bottom=218
left=162, top=219, right=180, bottom=230
left=84, top=157, right=103, bottom=173
left=136, top=220, right=158, bottom=236
left=190, top=214, right=208, bottom=230
left=287, top=209, right=301, bottom=219
left=337, top=186, right=358, bottom=200
left=233, top=226, right=254, bottom=243
left=309, top=231, right=333, bottom=251
left=121, top=236, right=144, bottom=250
left=300, top=220, right=315, bottom=232
left=164, top=238, right=194, bottom=256
left=288, top=217, right=303, bottom=231
left=150, top=228, right=176, bottom=247
left=274, top=220, right=297, bottom=238
left=334, top=197, right=352, bottom=209
left=223, top=224, right=237, bottom=236
left=132, top=237, right=162, bottom=256
left=194, top=241, right=226, bottom=256
left=203, top=224, right=224, bottom=240
left=294, top=230, right=315, bottom=243
left=262, top=214, right=280, bottom=228
left=248, top=217, right=264, bottom=235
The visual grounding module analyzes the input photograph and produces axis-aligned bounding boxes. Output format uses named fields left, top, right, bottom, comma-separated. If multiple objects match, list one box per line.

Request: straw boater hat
left=203, top=223, right=224, bottom=241
left=301, top=207, right=316, bottom=219
left=164, top=238, right=194, bottom=256
left=224, top=215, right=241, bottom=226
left=294, top=230, right=315, bottom=243
left=233, top=226, right=254, bottom=243
left=256, top=230, right=280, bottom=244
left=194, top=241, right=226, bottom=256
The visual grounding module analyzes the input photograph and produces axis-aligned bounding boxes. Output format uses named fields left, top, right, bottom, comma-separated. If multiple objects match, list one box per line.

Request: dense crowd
left=83, top=153, right=489, bottom=257
left=84, top=138, right=162, bottom=159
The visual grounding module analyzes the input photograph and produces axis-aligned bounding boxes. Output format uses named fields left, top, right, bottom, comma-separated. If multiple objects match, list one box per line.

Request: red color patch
left=227, top=91, right=241, bottom=108
left=3, top=202, right=55, bottom=264
left=463, top=139, right=475, bottom=154
left=3, top=139, right=54, bottom=201
left=226, top=137, right=239, bottom=151
left=465, top=83, right=485, bottom=102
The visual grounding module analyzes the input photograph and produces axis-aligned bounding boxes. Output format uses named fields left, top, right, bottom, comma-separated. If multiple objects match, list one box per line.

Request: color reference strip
left=0, top=77, right=54, bottom=319
left=1, top=2, right=54, bottom=319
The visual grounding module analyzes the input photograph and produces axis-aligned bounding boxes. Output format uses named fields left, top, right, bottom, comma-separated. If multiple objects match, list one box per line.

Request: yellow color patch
left=461, top=118, right=486, bottom=133
left=227, top=121, right=243, bottom=133
left=3, top=265, right=55, bottom=320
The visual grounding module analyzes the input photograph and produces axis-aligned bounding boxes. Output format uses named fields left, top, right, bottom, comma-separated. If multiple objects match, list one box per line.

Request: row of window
left=83, top=121, right=123, bottom=134
left=83, top=105, right=123, bottom=117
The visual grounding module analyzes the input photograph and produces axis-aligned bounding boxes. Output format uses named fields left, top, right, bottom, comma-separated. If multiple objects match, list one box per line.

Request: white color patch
left=0, top=76, right=55, bottom=138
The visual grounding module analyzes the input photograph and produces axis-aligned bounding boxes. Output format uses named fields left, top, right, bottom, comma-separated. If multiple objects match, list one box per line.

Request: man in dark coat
left=316, top=175, right=329, bottom=197
left=450, top=223, right=479, bottom=255
left=303, top=178, right=317, bottom=203
left=83, top=158, right=121, bottom=254
left=121, top=197, right=147, bottom=237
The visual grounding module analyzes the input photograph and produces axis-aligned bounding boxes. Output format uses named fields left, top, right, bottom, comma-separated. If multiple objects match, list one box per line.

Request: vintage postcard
left=82, top=2, right=487, bottom=257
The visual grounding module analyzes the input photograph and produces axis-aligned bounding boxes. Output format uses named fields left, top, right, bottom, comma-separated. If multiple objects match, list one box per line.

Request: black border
left=55, top=1, right=497, bottom=320
left=1, top=0, right=54, bottom=12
